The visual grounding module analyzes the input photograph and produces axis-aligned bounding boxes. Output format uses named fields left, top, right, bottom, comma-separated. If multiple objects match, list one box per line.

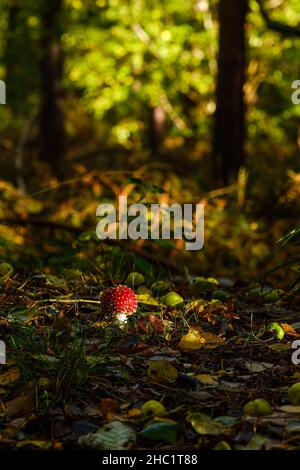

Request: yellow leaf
left=127, top=408, right=142, bottom=418
left=147, top=360, right=178, bottom=384
left=196, top=374, right=219, bottom=385
left=137, top=294, right=161, bottom=307
left=187, top=412, right=225, bottom=436
left=179, top=329, right=205, bottom=350
left=16, top=440, right=52, bottom=449
left=269, top=343, right=290, bottom=352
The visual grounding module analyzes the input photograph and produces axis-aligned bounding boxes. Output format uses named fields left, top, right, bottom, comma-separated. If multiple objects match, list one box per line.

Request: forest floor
left=0, top=169, right=299, bottom=450
left=0, top=271, right=300, bottom=450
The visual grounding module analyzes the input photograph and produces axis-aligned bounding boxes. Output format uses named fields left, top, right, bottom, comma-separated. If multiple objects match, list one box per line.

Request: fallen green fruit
left=243, top=398, right=272, bottom=416
left=263, top=290, right=283, bottom=303
left=211, top=290, right=228, bottom=302
left=151, top=280, right=171, bottom=293
left=247, top=286, right=272, bottom=299
left=266, top=322, right=285, bottom=340
left=126, top=272, right=145, bottom=288
left=213, top=441, right=231, bottom=450
left=288, top=382, right=300, bottom=405
left=161, top=292, right=184, bottom=307
left=141, top=400, right=166, bottom=417
left=189, top=277, right=218, bottom=294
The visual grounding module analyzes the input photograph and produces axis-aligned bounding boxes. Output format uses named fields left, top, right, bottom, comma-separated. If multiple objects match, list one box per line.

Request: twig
left=47, top=298, right=102, bottom=305
left=257, top=0, right=300, bottom=37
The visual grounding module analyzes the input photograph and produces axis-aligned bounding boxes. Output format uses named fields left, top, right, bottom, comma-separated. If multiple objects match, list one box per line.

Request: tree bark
left=40, top=0, right=65, bottom=172
left=148, top=106, right=166, bottom=156
left=5, top=1, right=21, bottom=110
left=214, top=0, right=248, bottom=184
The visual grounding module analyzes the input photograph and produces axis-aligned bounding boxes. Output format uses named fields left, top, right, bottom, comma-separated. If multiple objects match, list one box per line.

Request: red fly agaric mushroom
left=101, top=285, right=138, bottom=323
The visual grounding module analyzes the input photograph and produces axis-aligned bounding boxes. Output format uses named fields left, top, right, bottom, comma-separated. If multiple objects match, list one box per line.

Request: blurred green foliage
left=0, top=0, right=299, bottom=156
left=0, top=0, right=299, bottom=280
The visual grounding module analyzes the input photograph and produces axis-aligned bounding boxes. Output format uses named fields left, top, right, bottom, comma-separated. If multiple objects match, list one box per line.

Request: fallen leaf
left=147, top=360, right=178, bottom=384
left=240, top=433, right=272, bottom=450
left=213, top=440, right=231, bottom=450
left=136, top=294, right=161, bottom=307
left=16, top=440, right=52, bottom=449
left=139, top=419, right=180, bottom=444
left=45, top=274, right=68, bottom=290
left=0, top=368, right=20, bottom=386
left=244, top=360, right=274, bottom=373
left=0, top=395, right=33, bottom=417
left=7, top=307, right=36, bottom=324
left=280, top=323, right=300, bottom=338
left=199, top=330, right=225, bottom=348
left=127, top=408, right=142, bottom=418
left=79, top=421, right=136, bottom=450
left=135, top=315, right=164, bottom=334
left=285, top=420, right=300, bottom=433
left=84, top=406, right=103, bottom=419
left=269, top=343, right=290, bottom=352
left=278, top=405, right=300, bottom=414
left=179, top=329, right=205, bottom=350
left=196, top=374, right=219, bottom=385
left=0, top=262, right=13, bottom=286
left=187, top=412, right=226, bottom=436
left=98, top=398, right=120, bottom=420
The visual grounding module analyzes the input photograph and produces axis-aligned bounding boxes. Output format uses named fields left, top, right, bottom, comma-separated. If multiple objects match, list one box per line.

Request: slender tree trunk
left=214, top=0, right=248, bottom=184
left=148, top=106, right=166, bottom=156
left=40, top=0, right=65, bottom=171
left=5, top=2, right=20, bottom=110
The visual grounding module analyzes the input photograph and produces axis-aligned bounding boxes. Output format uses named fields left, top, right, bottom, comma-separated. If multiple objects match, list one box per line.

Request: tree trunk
left=5, top=2, right=21, bottom=110
left=214, top=0, right=248, bottom=185
left=40, top=0, right=65, bottom=171
left=148, top=106, right=166, bottom=156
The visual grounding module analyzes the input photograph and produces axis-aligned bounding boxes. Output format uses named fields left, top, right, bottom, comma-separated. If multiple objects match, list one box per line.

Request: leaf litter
left=0, top=270, right=299, bottom=450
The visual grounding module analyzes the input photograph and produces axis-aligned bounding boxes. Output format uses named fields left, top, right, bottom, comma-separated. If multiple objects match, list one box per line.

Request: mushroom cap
left=101, top=285, right=138, bottom=318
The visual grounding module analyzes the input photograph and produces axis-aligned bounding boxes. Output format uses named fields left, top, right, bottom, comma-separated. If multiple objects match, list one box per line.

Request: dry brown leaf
left=280, top=323, right=300, bottom=338
left=199, top=330, right=225, bottom=348
left=0, top=394, right=33, bottom=417
left=98, top=398, right=120, bottom=420
left=0, top=368, right=20, bottom=386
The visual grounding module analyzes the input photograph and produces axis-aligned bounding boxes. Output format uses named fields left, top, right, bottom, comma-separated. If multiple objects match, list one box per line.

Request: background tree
left=39, top=0, right=65, bottom=172
left=214, top=0, right=248, bottom=185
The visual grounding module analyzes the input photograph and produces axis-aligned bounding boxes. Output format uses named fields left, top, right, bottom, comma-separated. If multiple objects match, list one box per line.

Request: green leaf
left=78, top=230, right=98, bottom=242
left=187, top=412, right=226, bottom=436
left=140, top=420, right=180, bottom=444
left=242, top=433, right=271, bottom=450
left=0, top=262, right=13, bottom=285
left=7, top=307, right=36, bottom=324
left=44, top=274, right=68, bottom=290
